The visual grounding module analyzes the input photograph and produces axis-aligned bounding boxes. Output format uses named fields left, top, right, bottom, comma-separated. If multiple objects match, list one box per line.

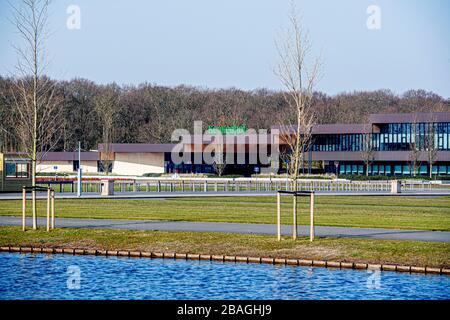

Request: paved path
left=1, top=216, right=449, bottom=243
left=1, top=190, right=450, bottom=200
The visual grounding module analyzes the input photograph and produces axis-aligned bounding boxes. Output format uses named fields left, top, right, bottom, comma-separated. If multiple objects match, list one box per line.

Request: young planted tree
left=95, top=85, right=120, bottom=175
left=408, top=115, right=421, bottom=177
left=212, top=153, right=227, bottom=177
left=275, top=2, right=322, bottom=184
left=212, top=143, right=227, bottom=177
left=424, top=123, right=437, bottom=179
left=361, top=132, right=375, bottom=176
left=9, top=0, right=62, bottom=229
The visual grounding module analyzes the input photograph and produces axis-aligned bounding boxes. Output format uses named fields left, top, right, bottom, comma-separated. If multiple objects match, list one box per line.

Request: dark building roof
left=98, top=143, right=175, bottom=153
left=39, top=152, right=99, bottom=161
left=273, top=112, right=450, bottom=134
left=180, top=134, right=273, bottom=144
left=313, top=124, right=368, bottom=134
left=369, top=112, right=450, bottom=124
left=271, top=124, right=368, bottom=134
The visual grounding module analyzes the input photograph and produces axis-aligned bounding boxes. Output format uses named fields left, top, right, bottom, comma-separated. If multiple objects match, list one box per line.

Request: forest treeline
left=0, top=76, right=448, bottom=152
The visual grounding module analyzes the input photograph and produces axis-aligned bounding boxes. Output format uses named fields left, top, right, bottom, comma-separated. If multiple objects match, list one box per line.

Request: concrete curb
left=0, top=246, right=448, bottom=276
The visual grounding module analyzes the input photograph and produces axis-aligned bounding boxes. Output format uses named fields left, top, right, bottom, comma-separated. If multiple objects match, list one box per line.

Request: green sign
left=207, top=125, right=247, bottom=135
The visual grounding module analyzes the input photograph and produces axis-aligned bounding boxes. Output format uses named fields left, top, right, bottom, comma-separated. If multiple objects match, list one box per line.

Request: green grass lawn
left=0, top=226, right=448, bottom=268
left=0, top=196, right=449, bottom=231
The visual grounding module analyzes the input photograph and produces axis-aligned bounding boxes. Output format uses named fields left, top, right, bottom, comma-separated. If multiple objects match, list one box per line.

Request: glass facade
left=310, top=121, right=449, bottom=176
left=311, top=122, right=450, bottom=152
left=312, top=134, right=364, bottom=151
left=338, top=162, right=450, bottom=176
left=373, top=122, right=450, bottom=151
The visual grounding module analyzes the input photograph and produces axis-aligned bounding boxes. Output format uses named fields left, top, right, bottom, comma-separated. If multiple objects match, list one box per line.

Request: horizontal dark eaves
left=271, top=124, right=369, bottom=134
left=39, top=152, right=99, bottom=161
left=369, top=112, right=450, bottom=124
left=98, top=143, right=176, bottom=153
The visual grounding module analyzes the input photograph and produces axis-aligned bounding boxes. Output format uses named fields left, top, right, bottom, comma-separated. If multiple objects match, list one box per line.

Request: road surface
left=1, top=216, right=449, bottom=243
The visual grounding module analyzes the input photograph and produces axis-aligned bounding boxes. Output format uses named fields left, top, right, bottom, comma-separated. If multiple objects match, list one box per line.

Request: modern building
left=304, top=112, right=450, bottom=176
left=97, top=143, right=174, bottom=175
left=38, top=152, right=99, bottom=174
left=173, top=112, right=450, bottom=176
left=14, top=112, right=450, bottom=177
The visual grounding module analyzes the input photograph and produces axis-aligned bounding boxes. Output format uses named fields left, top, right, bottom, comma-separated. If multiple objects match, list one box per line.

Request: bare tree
left=213, top=151, right=227, bottom=177
left=212, top=144, right=227, bottom=176
left=275, top=2, right=322, bottom=183
left=408, top=114, right=421, bottom=177
left=424, top=122, right=437, bottom=179
left=95, top=85, right=120, bottom=175
left=361, top=131, right=375, bottom=176
left=9, top=0, right=62, bottom=229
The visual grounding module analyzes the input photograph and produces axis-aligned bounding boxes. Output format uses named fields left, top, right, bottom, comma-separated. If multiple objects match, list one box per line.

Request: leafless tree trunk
left=9, top=0, right=62, bottom=229
left=212, top=146, right=227, bottom=177
left=361, top=131, right=375, bottom=176
left=275, top=2, right=322, bottom=185
left=95, top=85, right=120, bottom=176
left=425, top=123, right=437, bottom=179
left=408, top=114, right=421, bottom=177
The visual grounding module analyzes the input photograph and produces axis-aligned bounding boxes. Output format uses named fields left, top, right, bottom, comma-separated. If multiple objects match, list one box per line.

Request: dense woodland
left=0, top=76, right=448, bottom=152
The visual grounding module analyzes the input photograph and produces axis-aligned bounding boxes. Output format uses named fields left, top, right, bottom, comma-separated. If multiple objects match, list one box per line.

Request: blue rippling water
left=0, top=252, right=449, bottom=300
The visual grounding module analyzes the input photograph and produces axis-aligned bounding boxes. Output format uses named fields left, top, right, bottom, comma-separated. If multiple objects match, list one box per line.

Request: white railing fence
left=37, top=177, right=448, bottom=194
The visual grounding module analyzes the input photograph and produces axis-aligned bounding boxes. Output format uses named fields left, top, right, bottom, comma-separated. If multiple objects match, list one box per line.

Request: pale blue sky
left=0, top=0, right=449, bottom=97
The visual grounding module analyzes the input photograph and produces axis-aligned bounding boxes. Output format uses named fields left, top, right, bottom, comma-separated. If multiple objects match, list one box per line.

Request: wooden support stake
left=22, top=188, right=26, bottom=231
left=46, top=188, right=51, bottom=231
left=51, top=191, right=55, bottom=229
left=310, top=193, right=315, bottom=242
left=32, top=190, right=37, bottom=230
left=293, top=195, right=297, bottom=240
left=277, top=192, right=281, bottom=241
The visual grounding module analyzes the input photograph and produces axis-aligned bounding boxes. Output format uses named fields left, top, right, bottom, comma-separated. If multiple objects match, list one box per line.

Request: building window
left=419, top=165, right=427, bottom=175
left=97, top=161, right=112, bottom=173
left=432, top=165, right=438, bottom=175
left=403, top=165, right=410, bottom=175
left=5, top=162, right=30, bottom=179
left=73, top=160, right=80, bottom=172
left=385, top=165, right=391, bottom=175
left=358, top=165, right=364, bottom=175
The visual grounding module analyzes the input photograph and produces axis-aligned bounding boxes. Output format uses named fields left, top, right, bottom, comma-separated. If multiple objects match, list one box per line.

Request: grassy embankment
left=0, top=226, right=449, bottom=268
left=0, top=196, right=449, bottom=230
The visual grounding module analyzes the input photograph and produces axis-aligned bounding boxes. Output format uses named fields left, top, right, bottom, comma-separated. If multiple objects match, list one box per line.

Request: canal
left=0, top=252, right=449, bottom=300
